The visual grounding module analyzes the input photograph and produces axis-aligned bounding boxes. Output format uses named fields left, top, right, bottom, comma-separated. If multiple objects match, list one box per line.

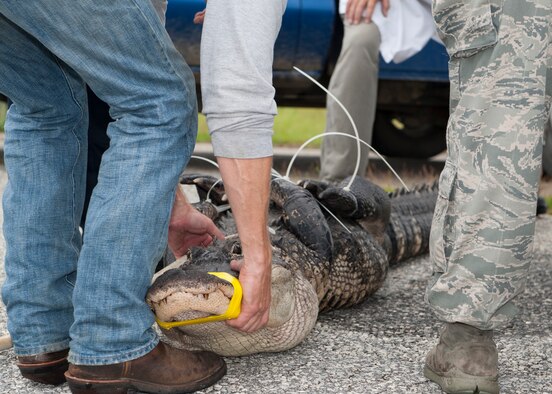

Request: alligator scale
left=147, top=175, right=437, bottom=356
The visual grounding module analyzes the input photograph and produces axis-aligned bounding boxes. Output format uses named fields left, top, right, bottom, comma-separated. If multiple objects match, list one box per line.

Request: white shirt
left=339, top=0, right=441, bottom=63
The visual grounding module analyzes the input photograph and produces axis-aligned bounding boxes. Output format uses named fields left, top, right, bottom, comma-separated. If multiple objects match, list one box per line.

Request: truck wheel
left=372, top=107, right=448, bottom=159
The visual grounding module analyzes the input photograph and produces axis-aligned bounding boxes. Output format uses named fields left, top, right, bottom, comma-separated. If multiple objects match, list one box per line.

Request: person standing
left=319, top=0, right=437, bottom=182
left=424, top=1, right=551, bottom=393
left=0, top=1, right=285, bottom=392
left=320, top=0, right=389, bottom=182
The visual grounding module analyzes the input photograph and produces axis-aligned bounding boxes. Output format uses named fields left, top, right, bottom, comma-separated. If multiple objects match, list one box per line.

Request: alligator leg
left=271, top=177, right=334, bottom=262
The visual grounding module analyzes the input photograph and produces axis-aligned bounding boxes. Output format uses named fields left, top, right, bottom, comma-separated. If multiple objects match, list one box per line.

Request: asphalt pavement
left=0, top=148, right=550, bottom=393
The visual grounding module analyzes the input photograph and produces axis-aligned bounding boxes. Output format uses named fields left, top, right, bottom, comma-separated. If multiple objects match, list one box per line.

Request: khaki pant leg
left=320, top=21, right=380, bottom=182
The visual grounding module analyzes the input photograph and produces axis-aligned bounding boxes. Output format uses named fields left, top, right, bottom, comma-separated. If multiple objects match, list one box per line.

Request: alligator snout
left=147, top=268, right=235, bottom=323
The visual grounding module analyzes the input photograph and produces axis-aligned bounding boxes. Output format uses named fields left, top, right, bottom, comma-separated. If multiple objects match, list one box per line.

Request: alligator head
left=146, top=241, right=319, bottom=356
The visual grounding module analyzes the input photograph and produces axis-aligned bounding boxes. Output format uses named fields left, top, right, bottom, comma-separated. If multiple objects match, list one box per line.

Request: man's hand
left=346, top=0, right=390, bottom=24
left=193, top=8, right=206, bottom=24
left=193, top=0, right=207, bottom=24
left=168, top=187, right=225, bottom=258
left=227, top=255, right=271, bottom=333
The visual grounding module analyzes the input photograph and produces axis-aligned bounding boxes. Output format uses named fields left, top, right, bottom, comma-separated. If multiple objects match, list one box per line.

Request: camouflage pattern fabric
left=426, top=0, right=552, bottom=330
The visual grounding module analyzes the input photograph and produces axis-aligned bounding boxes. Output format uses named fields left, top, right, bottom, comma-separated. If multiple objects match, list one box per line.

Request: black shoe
left=537, top=197, right=547, bottom=215
left=17, top=348, right=69, bottom=385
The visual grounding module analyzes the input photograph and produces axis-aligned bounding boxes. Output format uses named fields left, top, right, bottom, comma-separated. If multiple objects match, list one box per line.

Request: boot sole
left=18, top=358, right=69, bottom=385
left=424, top=365, right=499, bottom=394
left=65, top=362, right=226, bottom=394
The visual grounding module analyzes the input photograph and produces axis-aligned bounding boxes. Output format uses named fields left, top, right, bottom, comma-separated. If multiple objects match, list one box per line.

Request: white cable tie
left=290, top=66, right=409, bottom=192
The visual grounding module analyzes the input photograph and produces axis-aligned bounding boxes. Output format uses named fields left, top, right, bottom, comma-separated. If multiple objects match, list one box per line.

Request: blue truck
left=166, top=0, right=451, bottom=158
left=0, top=0, right=451, bottom=159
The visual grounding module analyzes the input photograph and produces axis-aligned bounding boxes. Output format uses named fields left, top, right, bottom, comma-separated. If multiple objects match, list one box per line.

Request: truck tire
left=372, top=106, right=448, bottom=159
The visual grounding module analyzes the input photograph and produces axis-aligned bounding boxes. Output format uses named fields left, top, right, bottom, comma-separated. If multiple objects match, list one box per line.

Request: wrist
left=170, top=188, right=193, bottom=223
left=241, top=245, right=272, bottom=270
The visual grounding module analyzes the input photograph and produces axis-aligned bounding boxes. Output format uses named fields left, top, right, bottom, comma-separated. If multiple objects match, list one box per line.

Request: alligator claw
left=319, top=176, right=390, bottom=221
left=317, top=186, right=359, bottom=217
left=271, top=178, right=334, bottom=261
left=180, top=173, right=227, bottom=204
left=192, top=200, right=221, bottom=221
left=297, top=179, right=331, bottom=198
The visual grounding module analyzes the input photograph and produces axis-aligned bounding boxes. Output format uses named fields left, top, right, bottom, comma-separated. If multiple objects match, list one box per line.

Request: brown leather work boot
left=64, top=341, right=226, bottom=393
left=424, top=323, right=499, bottom=394
left=17, top=348, right=69, bottom=385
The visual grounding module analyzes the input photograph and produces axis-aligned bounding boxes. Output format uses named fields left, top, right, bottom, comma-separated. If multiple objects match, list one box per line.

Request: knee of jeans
left=158, top=88, right=197, bottom=131
left=10, top=89, right=87, bottom=133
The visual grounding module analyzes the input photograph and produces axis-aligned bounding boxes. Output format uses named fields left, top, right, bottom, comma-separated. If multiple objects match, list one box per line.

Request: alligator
left=146, top=174, right=437, bottom=357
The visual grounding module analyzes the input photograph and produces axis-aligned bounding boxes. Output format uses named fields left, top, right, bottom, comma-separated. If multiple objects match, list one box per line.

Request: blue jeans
left=0, top=0, right=197, bottom=365
left=82, top=0, right=168, bottom=228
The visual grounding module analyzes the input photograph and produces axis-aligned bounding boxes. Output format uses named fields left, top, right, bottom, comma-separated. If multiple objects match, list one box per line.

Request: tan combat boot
left=65, top=341, right=226, bottom=393
left=424, top=323, right=499, bottom=394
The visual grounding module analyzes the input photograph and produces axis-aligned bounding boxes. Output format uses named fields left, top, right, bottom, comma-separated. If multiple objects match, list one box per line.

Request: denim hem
left=14, top=339, right=71, bottom=356
left=68, top=335, right=159, bottom=365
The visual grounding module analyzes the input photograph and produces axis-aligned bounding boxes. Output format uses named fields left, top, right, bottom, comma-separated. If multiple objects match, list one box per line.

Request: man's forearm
left=217, top=157, right=272, bottom=263
left=217, top=156, right=273, bottom=332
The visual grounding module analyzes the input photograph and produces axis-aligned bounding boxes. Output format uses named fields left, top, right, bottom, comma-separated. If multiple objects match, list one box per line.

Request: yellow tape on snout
left=155, top=272, right=242, bottom=329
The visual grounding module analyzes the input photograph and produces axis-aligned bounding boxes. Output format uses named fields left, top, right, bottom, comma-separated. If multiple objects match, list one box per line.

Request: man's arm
left=200, top=0, right=286, bottom=332
left=217, top=157, right=272, bottom=332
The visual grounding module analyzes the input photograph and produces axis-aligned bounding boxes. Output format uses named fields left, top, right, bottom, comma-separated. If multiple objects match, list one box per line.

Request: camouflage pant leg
left=426, top=0, right=552, bottom=330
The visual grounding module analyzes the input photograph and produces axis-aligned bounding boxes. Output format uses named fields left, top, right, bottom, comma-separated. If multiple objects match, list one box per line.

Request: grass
left=197, top=107, right=327, bottom=148
left=1, top=104, right=327, bottom=146
left=0, top=101, right=6, bottom=132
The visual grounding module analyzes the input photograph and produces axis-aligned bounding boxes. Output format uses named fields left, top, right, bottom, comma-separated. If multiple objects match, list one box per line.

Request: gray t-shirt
left=200, top=0, right=287, bottom=158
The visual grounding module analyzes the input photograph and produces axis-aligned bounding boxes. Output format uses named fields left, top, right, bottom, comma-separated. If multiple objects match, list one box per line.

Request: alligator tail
left=386, top=182, right=438, bottom=265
